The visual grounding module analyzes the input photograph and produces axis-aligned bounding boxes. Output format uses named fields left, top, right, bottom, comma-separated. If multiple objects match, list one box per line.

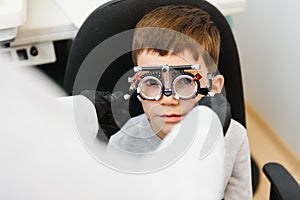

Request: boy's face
left=136, top=51, right=219, bottom=139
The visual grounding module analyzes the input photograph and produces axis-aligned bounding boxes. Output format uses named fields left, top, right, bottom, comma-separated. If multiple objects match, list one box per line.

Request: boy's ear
left=211, top=75, right=224, bottom=93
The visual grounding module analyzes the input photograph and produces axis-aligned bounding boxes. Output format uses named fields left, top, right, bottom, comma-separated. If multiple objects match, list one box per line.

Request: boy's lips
left=159, top=114, right=183, bottom=123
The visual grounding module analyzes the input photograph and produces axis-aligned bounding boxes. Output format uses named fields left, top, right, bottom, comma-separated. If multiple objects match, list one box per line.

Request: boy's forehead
left=136, top=50, right=197, bottom=66
left=135, top=50, right=208, bottom=73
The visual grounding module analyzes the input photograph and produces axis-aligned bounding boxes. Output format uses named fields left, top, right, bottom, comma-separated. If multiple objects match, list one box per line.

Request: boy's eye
left=144, top=78, right=160, bottom=86
left=179, top=77, right=192, bottom=85
left=175, top=76, right=194, bottom=86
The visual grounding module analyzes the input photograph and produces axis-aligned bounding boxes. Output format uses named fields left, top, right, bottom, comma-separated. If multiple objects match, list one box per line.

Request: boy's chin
left=156, top=124, right=177, bottom=139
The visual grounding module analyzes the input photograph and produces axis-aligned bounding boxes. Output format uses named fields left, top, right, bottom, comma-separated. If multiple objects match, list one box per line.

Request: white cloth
left=109, top=111, right=253, bottom=200
left=108, top=106, right=226, bottom=199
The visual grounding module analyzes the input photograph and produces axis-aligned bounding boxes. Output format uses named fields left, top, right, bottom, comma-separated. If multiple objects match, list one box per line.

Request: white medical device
left=0, top=0, right=26, bottom=46
left=0, top=67, right=225, bottom=199
left=0, top=0, right=77, bottom=67
left=0, top=0, right=245, bottom=67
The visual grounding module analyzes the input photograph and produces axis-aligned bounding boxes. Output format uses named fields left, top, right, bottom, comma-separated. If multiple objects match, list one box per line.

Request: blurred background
left=232, top=0, right=300, bottom=199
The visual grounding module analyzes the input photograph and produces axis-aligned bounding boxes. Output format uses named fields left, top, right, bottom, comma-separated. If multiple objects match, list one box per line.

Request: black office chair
left=63, top=0, right=259, bottom=193
left=263, top=162, right=300, bottom=200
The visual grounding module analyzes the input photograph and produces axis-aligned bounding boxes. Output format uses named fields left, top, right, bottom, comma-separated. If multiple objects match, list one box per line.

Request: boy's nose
left=159, top=94, right=179, bottom=105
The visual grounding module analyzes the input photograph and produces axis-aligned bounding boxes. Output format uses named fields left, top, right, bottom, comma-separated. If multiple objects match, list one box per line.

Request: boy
left=107, top=5, right=252, bottom=199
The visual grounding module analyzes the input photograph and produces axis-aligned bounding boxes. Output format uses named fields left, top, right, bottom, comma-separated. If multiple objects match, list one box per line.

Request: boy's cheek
left=150, top=117, right=165, bottom=132
left=181, top=97, right=202, bottom=109
left=141, top=101, right=162, bottom=116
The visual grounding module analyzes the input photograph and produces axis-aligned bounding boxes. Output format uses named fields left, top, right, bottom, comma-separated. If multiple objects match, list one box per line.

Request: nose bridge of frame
left=162, top=64, right=172, bottom=97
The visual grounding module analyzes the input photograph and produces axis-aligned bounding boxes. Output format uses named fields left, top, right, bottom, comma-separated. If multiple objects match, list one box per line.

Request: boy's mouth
left=159, top=114, right=183, bottom=123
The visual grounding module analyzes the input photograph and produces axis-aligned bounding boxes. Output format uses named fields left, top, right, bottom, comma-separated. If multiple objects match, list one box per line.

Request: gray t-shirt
left=109, top=114, right=161, bottom=153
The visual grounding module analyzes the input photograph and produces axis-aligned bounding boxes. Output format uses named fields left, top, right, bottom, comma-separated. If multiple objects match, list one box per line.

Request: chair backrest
left=64, top=0, right=246, bottom=128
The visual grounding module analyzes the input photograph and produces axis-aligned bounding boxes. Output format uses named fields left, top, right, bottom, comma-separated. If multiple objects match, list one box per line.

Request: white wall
left=232, top=0, right=300, bottom=158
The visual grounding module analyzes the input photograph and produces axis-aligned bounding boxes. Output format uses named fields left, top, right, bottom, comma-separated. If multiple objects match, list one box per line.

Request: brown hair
left=132, top=5, right=221, bottom=69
